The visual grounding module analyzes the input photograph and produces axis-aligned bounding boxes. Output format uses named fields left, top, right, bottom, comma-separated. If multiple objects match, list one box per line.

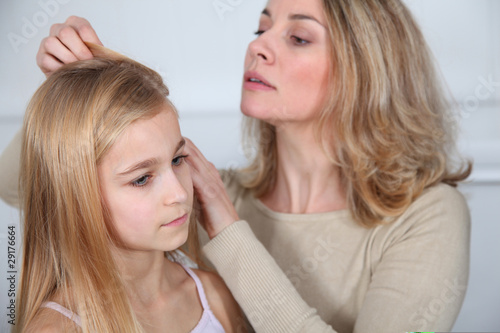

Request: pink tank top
left=42, top=264, right=225, bottom=332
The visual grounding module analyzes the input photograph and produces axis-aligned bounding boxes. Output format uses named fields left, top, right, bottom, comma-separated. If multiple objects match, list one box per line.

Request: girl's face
left=98, top=106, right=193, bottom=252
left=241, top=0, right=331, bottom=126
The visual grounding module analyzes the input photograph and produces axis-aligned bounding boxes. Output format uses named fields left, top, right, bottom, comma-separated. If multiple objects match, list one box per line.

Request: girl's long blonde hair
left=241, top=0, right=471, bottom=226
left=16, top=44, right=200, bottom=332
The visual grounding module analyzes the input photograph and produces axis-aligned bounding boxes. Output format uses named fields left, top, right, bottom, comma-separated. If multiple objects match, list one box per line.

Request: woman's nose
left=247, top=33, right=275, bottom=64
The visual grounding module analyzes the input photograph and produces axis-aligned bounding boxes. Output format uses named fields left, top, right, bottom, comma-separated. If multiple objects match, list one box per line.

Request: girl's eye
left=131, top=175, right=151, bottom=187
left=291, top=36, right=309, bottom=45
left=172, top=155, right=188, bottom=166
left=254, top=30, right=265, bottom=36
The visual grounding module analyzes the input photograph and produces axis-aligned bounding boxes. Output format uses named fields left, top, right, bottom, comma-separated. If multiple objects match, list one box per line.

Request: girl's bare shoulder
left=24, top=307, right=79, bottom=333
left=194, top=268, right=247, bottom=333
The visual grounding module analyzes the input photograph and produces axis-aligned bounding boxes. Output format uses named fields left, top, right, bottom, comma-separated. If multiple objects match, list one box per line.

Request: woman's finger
left=184, top=138, right=209, bottom=166
left=38, top=16, right=102, bottom=76
left=36, top=52, right=64, bottom=76
left=183, top=138, right=239, bottom=238
left=184, top=138, right=221, bottom=179
left=185, top=155, right=223, bottom=202
left=65, top=15, right=103, bottom=46
left=52, top=24, right=94, bottom=61
left=40, top=36, right=79, bottom=64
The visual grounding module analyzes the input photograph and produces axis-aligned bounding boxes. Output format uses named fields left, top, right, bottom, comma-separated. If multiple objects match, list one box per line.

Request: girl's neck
left=111, top=248, right=179, bottom=307
left=260, top=122, right=347, bottom=214
left=110, top=248, right=203, bottom=331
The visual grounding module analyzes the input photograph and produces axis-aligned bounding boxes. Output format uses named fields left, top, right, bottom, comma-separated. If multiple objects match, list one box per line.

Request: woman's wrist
left=206, top=217, right=239, bottom=240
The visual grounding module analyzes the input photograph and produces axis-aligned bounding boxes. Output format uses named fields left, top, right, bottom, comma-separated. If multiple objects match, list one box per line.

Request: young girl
left=15, top=44, right=243, bottom=332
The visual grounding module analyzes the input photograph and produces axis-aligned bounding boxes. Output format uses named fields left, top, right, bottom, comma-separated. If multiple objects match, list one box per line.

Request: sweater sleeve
left=0, top=129, right=22, bottom=207
left=203, top=183, right=470, bottom=333
left=353, top=185, right=471, bottom=332
left=203, top=220, right=337, bottom=333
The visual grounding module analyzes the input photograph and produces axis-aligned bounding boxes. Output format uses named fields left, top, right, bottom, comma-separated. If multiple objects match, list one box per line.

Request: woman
left=15, top=45, right=243, bottom=332
left=1, top=0, right=471, bottom=332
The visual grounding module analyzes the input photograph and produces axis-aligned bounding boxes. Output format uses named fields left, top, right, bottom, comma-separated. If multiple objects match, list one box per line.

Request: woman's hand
left=37, top=16, right=102, bottom=77
left=184, top=138, right=239, bottom=239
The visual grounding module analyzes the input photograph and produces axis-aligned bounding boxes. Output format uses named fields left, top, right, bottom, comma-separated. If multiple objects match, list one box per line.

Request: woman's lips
left=243, top=71, right=276, bottom=91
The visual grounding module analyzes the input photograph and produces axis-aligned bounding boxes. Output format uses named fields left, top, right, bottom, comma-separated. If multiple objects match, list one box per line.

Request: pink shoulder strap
left=180, top=264, right=211, bottom=310
left=179, top=264, right=226, bottom=332
left=42, top=301, right=82, bottom=327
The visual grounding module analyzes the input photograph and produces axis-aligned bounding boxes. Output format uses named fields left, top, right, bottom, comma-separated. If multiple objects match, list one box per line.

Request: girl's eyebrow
left=261, top=8, right=325, bottom=28
left=176, top=138, right=186, bottom=153
left=117, top=138, right=185, bottom=177
left=117, top=158, right=160, bottom=177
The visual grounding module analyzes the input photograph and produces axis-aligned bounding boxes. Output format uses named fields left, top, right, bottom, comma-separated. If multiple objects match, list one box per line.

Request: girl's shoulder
left=193, top=268, right=232, bottom=302
left=192, top=268, right=247, bottom=332
left=24, top=306, right=79, bottom=333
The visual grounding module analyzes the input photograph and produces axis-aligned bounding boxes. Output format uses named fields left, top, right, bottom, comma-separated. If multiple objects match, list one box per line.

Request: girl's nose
left=162, top=172, right=188, bottom=206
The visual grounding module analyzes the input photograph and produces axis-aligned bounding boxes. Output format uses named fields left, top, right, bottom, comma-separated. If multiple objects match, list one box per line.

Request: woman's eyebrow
left=289, top=14, right=325, bottom=27
left=261, top=8, right=325, bottom=28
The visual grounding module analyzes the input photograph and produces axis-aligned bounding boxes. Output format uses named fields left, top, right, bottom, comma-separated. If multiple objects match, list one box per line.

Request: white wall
left=0, top=0, right=498, bottom=331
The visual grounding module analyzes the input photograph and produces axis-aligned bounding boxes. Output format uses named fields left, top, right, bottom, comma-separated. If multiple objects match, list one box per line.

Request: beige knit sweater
left=201, top=170, right=470, bottom=333
left=0, top=133, right=470, bottom=332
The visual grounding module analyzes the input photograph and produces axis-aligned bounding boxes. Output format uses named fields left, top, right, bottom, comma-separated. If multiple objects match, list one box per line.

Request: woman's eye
left=172, top=155, right=188, bottom=166
left=254, top=30, right=265, bottom=36
left=132, top=175, right=151, bottom=187
left=291, top=36, right=309, bottom=45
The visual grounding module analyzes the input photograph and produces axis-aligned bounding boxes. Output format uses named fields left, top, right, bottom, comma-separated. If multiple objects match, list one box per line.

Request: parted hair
left=16, top=44, right=200, bottom=332
left=240, top=0, right=471, bottom=226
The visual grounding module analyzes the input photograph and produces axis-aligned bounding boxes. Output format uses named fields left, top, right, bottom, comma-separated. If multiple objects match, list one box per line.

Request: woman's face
left=98, top=106, right=193, bottom=253
left=241, top=0, right=331, bottom=126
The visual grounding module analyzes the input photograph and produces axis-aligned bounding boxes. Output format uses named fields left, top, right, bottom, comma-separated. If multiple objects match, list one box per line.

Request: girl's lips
left=162, top=214, right=188, bottom=227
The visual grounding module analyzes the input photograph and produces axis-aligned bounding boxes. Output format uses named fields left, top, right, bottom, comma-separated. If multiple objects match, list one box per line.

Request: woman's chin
left=241, top=102, right=272, bottom=122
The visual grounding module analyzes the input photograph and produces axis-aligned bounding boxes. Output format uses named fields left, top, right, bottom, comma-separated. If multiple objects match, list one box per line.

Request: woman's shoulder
left=411, top=183, right=469, bottom=216
left=370, top=183, right=471, bottom=276
left=421, top=182, right=467, bottom=202
left=392, top=182, right=471, bottom=234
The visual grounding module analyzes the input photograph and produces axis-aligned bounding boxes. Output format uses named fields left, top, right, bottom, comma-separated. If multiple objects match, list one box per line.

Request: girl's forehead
left=101, top=109, right=182, bottom=173
left=120, top=109, right=179, bottom=148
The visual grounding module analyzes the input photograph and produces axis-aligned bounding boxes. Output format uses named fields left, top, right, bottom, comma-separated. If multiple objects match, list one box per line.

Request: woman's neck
left=261, top=122, right=347, bottom=214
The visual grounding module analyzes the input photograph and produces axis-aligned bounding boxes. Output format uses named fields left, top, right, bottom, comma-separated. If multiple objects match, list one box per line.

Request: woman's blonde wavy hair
left=16, top=44, right=201, bottom=332
left=240, top=0, right=471, bottom=226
